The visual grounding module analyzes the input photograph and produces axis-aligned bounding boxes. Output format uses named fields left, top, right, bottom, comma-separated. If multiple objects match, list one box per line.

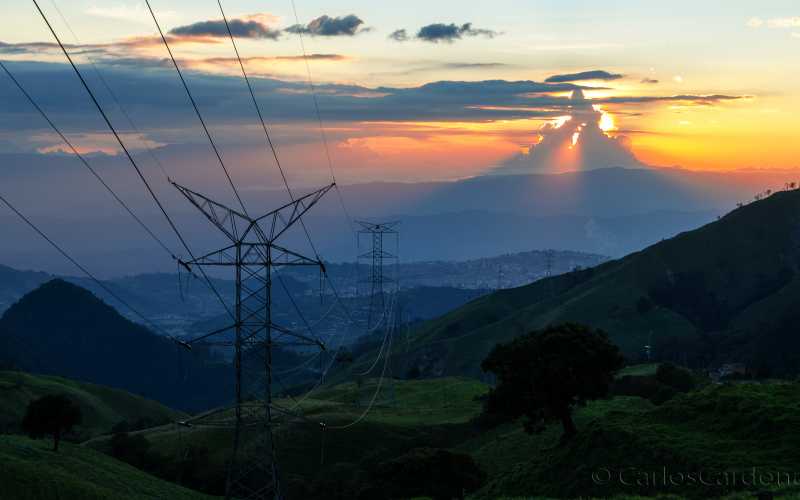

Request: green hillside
left=463, top=382, right=800, bottom=499
left=0, top=435, right=216, bottom=500
left=80, top=375, right=800, bottom=499
left=0, top=370, right=182, bottom=441
left=88, top=377, right=488, bottom=498
left=371, top=190, right=800, bottom=378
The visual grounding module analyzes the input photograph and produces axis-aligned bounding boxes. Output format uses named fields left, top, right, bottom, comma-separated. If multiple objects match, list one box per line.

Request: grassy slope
left=89, top=377, right=488, bottom=494
left=358, top=190, right=800, bottom=378
left=461, top=383, right=800, bottom=499
left=0, top=371, right=183, bottom=441
left=0, top=435, right=215, bottom=500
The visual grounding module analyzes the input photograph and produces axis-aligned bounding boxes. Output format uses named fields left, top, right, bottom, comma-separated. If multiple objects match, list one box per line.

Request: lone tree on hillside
left=481, top=323, right=624, bottom=442
left=21, top=394, right=82, bottom=452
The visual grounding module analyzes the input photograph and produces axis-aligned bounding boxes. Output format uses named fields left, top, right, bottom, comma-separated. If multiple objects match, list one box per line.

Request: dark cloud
left=169, top=18, right=281, bottom=40
left=416, top=23, right=499, bottom=43
left=0, top=41, right=105, bottom=56
left=202, top=54, right=347, bottom=64
left=545, top=70, right=623, bottom=83
left=286, top=15, right=366, bottom=36
left=389, top=29, right=409, bottom=42
left=640, top=78, right=659, bottom=84
left=0, top=60, right=750, bottom=138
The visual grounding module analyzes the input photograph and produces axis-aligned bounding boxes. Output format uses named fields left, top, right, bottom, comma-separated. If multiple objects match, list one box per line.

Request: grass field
left=0, top=435, right=216, bottom=500
left=86, top=377, right=487, bottom=496
left=462, top=382, right=800, bottom=499
left=0, top=370, right=182, bottom=441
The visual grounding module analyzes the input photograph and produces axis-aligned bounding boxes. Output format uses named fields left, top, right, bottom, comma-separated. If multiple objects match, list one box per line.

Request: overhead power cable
left=0, top=60, right=175, bottom=262
left=216, top=0, right=323, bottom=263
left=289, top=0, right=356, bottom=237
left=30, top=0, right=234, bottom=321
left=0, top=192, right=170, bottom=338
left=144, top=0, right=249, bottom=217
left=48, top=0, right=171, bottom=180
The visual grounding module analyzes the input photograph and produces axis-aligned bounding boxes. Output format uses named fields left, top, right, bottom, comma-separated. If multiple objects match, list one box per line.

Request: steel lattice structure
left=356, top=221, right=399, bottom=329
left=173, top=181, right=334, bottom=500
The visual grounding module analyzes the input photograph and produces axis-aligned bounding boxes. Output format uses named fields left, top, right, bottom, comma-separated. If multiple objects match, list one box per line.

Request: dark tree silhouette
left=21, top=394, right=82, bottom=452
left=481, top=323, right=624, bottom=441
left=376, top=447, right=485, bottom=500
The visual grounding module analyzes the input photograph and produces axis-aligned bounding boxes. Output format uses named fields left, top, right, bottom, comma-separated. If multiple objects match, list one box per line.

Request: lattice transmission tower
left=173, top=181, right=333, bottom=500
left=357, top=221, right=399, bottom=329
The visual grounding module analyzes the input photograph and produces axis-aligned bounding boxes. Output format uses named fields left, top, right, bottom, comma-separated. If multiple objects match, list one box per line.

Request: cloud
left=495, top=90, right=643, bottom=175
left=640, top=78, right=659, bottom=84
left=545, top=70, right=623, bottom=83
left=746, top=17, right=765, bottom=28
left=389, top=29, right=409, bottom=42
left=598, top=94, right=746, bottom=105
left=747, top=16, right=800, bottom=35
left=416, top=23, right=500, bottom=43
left=0, top=60, right=751, bottom=139
left=169, top=15, right=281, bottom=40
left=285, top=15, right=366, bottom=36
left=766, top=17, right=800, bottom=28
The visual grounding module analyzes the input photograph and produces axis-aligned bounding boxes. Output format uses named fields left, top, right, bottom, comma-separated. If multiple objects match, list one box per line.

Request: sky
left=1, top=1, right=799, bottom=202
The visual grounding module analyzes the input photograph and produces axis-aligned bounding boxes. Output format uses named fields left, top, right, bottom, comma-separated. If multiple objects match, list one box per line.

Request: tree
left=21, top=394, right=82, bottom=451
left=481, top=323, right=624, bottom=442
left=376, top=447, right=485, bottom=500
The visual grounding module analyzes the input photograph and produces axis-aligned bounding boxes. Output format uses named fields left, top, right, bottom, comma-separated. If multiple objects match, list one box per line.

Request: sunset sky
left=1, top=0, right=799, bottom=194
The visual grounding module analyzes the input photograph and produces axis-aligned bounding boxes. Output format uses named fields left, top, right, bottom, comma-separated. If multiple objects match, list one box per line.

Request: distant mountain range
left=372, top=188, right=800, bottom=379
left=0, top=249, right=606, bottom=339
left=4, top=167, right=799, bottom=275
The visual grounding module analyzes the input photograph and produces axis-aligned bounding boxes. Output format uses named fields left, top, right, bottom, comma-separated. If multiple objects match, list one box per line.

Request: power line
left=30, top=0, right=234, bottom=321
left=48, top=0, right=171, bottom=180
left=328, top=325, right=393, bottom=430
left=144, top=0, right=249, bottom=217
left=0, top=60, right=176, bottom=262
left=289, top=0, right=356, bottom=237
left=0, top=192, right=169, bottom=338
left=216, top=0, right=324, bottom=266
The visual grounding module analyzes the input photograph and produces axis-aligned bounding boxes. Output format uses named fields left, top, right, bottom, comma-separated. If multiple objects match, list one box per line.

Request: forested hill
left=0, top=279, right=230, bottom=412
left=386, top=189, right=800, bottom=378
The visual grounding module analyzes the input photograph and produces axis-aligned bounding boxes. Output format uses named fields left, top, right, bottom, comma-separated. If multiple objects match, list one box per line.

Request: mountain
left=0, top=279, right=231, bottom=412
left=380, top=188, right=800, bottom=378
left=5, top=168, right=799, bottom=275
left=0, top=264, right=50, bottom=313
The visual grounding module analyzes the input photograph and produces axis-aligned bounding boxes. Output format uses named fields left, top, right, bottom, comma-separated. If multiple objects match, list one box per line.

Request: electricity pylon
left=173, top=181, right=333, bottom=500
left=357, top=221, right=399, bottom=329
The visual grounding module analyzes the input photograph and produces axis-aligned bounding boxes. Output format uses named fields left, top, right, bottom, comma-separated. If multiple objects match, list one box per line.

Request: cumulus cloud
left=495, top=90, right=643, bottom=175
left=170, top=15, right=281, bottom=40
left=389, top=29, right=409, bottom=42
left=415, top=23, right=499, bottom=43
left=545, top=70, right=623, bottom=83
left=285, top=15, right=366, bottom=36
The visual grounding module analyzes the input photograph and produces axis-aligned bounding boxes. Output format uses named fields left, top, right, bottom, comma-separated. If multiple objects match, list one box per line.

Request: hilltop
left=0, top=279, right=231, bottom=412
left=372, top=189, right=800, bottom=378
